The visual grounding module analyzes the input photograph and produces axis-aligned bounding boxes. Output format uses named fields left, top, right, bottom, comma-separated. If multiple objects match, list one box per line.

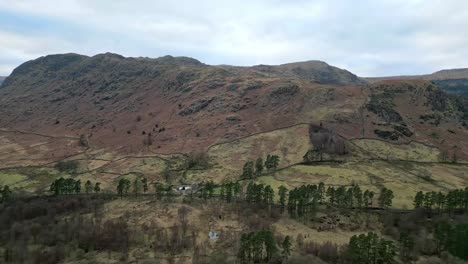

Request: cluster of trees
left=286, top=183, right=393, bottom=217
left=414, top=188, right=468, bottom=211
left=237, top=230, right=280, bottom=263
left=326, top=185, right=376, bottom=208
left=242, top=154, right=280, bottom=179
left=50, top=178, right=79, bottom=195
left=435, top=222, right=468, bottom=260
left=116, top=177, right=149, bottom=197
left=287, top=183, right=325, bottom=218
left=50, top=178, right=101, bottom=196
left=219, top=181, right=242, bottom=202
left=0, top=185, right=12, bottom=203
left=245, top=183, right=275, bottom=205
left=348, top=232, right=396, bottom=264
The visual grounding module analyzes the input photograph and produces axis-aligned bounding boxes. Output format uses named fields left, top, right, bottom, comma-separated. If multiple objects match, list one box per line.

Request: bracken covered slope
left=0, top=53, right=368, bottom=155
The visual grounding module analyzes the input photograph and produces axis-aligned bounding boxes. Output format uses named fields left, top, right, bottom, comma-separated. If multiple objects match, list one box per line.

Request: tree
left=326, top=186, right=336, bottom=205
left=74, top=179, right=81, bottom=194
left=281, top=236, right=292, bottom=258
left=399, top=232, right=414, bottom=261
left=0, top=185, right=12, bottom=202
left=263, top=185, right=275, bottom=205
left=233, top=182, right=241, bottom=200
left=352, top=185, right=363, bottom=208
left=413, top=191, right=424, bottom=209
left=255, top=157, right=264, bottom=176
left=153, top=182, right=165, bottom=200
left=238, top=230, right=279, bottom=263
left=278, top=185, right=288, bottom=212
left=85, top=180, right=93, bottom=194
left=348, top=232, right=396, bottom=264
left=225, top=182, right=233, bottom=203
left=363, top=190, right=375, bottom=207
left=378, top=187, right=394, bottom=209
left=265, top=155, right=280, bottom=171
left=317, top=182, right=325, bottom=203
left=117, top=178, right=131, bottom=197
left=242, top=161, right=254, bottom=179
left=142, top=177, right=148, bottom=193
left=94, top=182, right=101, bottom=193
left=133, top=178, right=142, bottom=196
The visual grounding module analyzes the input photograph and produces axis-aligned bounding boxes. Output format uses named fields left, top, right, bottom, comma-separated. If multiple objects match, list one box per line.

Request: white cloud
left=0, top=0, right=468, bottom=76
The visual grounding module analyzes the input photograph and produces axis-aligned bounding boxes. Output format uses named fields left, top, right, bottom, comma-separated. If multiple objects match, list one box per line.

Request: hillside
left=0, top=53, right=368, bottom=156
left=0, top=53, right=467, bottom=201
left=0, top=76, right=5, bottom=86
left=365, top=68, right=468, bottom=97
left=1, top=53, right=468, bottom=264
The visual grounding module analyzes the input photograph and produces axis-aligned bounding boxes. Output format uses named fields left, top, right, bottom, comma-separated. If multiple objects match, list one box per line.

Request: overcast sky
left=1, top=0, right=468, bottom=77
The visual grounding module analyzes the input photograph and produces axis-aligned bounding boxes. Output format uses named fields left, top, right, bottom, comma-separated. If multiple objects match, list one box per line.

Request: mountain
left=0, top=53, right=368, bottom=155
left=365, top=68, right=468, bottom=97
left=0, top=76, right=5, bottom=86
left=0, top=53, right=467, bottom=203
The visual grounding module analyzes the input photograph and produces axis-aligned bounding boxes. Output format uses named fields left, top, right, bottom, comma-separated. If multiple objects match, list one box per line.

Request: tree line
left=50, top=178, right=101, bottom=196
left=242, top=154, right=280, bottom=179
left=414, top=188, right=468, bottom=212
left=286, top=184, right=394, bottom=218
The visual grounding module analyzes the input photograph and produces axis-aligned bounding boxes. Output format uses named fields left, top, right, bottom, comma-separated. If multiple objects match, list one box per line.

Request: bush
left=54, top=160, right=79, bottom=173
left=185, top=152, right=210, bottom=169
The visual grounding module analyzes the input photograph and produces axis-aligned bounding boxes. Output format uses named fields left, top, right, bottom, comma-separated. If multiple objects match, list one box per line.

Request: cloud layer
left=1, top=0, right=467, bottom=76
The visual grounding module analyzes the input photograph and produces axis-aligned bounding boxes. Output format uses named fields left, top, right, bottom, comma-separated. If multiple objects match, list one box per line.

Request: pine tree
left=278, top=185, right=288, bottom=211
left=414, top=191, right=424, bottom=209
left=318, top=182, right=325, bottom=203
left=378, top=187, right=394, bottom=209
left=74, top=179, right=81, bottom=194
left=226, top=182, right=233, bottom=203
left=94, top=182, right=101, bottom=193
left=326, top=186, right=336, bottom=205
left=133, top=178, right=142, bottom=196
left=0, top=185, right=12, bottom=202
left=281, top=236, right=292, bottom=257
left=85, top=180, right=93, bottom=194
left=263, top=185, right=275, bottom=205
left=233, top=182, right=241, bottom=200
left=255, top=157, right=264, bottom=176
left=142, top=177, right=148, bottom=193
left=242, top=161, right=254, bottom=179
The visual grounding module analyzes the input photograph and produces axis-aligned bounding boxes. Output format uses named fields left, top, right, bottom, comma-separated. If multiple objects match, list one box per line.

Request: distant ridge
left=364, top=68, right=468, bottom=97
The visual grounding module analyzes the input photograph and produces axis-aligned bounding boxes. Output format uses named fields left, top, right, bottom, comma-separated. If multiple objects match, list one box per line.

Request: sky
left=1, top=0, right=468, bottom=77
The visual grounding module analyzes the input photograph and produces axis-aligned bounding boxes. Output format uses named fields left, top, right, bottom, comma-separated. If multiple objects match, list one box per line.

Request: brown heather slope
left=0, top=53, right=366, bottom=155
left=0, top=53, right=467, bottom=173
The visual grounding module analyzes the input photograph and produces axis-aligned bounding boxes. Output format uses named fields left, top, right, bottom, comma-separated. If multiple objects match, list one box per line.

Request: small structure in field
left=175, top=184, right=198, bottom=195
left=208, top=230, right=219, bottom=241
left=177, top=185, right=192, bottom=191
